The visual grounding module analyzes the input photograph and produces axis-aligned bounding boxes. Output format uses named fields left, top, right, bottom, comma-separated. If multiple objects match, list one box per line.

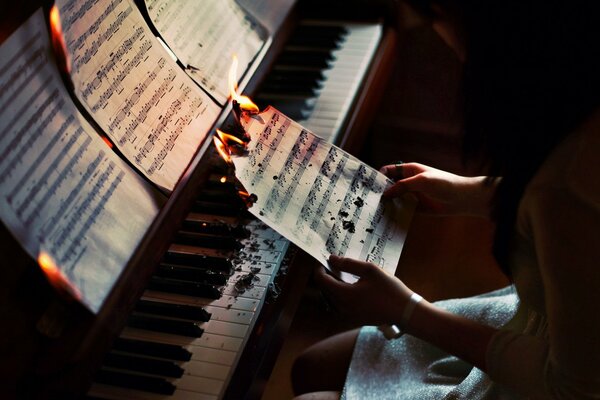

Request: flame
left=237, top=189, right=257, bottom=207
left=49, top=5, right=71, bottom=74
left=38, top=251, right=82, bottom=300
left=217, top=129, right=245, bottom=147
left=213, top=135, right=231, bottom=164
left=228, top=55, right=259, bottom=114
left=101, top=136, right=114, bottom=149
left=220, top=176, right=227, bottom=183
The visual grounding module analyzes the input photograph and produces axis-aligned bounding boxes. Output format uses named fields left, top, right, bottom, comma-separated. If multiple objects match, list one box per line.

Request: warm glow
left=217, top=129, right=245, bottom=147
left=101, top=136, right=114, bottom=149
left=228, top=55, right=259, bottom=114
left=213, top=136, right=232, bottom=164
left=38, top=251, right=82, bottom=300
left=220, top=176, right=227, bottom=183
left=49, top=5, right=71, bottom=74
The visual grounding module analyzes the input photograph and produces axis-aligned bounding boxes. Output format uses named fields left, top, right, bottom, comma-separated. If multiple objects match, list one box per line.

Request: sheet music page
left=233, top=107, right=416, bottom=282
left=0, top=9, right=161, bottom=313
left=145, top=0, right=265, bottom=105
left=56, top=0, right=221, bottom=191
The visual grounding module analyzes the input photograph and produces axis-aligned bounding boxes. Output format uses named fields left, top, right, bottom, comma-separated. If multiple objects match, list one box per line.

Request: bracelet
left=378, top=292, right=423, bottom=340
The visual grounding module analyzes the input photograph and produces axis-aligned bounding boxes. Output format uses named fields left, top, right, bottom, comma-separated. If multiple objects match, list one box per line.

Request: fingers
left=383, top=174, right=425, bottom=198
left=380, top=162, right=426, bottom=180
left=328, top=255, right=375, bottom=277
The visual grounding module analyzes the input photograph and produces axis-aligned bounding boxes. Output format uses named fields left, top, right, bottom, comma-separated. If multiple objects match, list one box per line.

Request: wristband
left=378, top=292, right=423, bottom=340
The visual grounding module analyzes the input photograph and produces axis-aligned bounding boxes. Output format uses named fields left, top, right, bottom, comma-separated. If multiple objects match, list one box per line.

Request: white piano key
left=223, top=284, right=265, bottom=300
left=187, top=346, right=237, bottom=366
left=203, top=306, right=254, bottom=325
left=201, top=319, right=249, bottom=339
left=144, top=291, right=261, bottom=312
left=89, top=383, right=218, bottom=400
left=122, top=328, right=244, bottom=352
left=175, top=374, right=224, bottom=396
left=184, top=360, right=230, bottom=380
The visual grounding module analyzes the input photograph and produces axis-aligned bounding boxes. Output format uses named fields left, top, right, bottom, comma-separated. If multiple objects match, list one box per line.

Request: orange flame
left=237, top=189, right=257, bottom=207
left=213, top=135, right=232, bottom=164
left=217, top=129, right=246, bottom=147
left=49, top=5, right=71, bottom=74
left=38, top=251, right=82, bottom=300
left=229, top=55, right=259, bottom=114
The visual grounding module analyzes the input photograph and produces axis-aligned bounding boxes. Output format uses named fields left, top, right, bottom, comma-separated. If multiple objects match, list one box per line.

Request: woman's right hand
left=380, top=162, right=497, bottom=218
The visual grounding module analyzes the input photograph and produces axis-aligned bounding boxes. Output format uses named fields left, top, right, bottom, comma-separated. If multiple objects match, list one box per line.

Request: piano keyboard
left=88, top=19, right=383, bottom=400
left=87, top=173, right=290, bottom=400
left=256, top=20, right=382, bottom=144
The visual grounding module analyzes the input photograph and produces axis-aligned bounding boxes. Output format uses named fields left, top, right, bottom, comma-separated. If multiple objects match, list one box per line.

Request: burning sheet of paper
left=230, top=107, right=416, bottom=282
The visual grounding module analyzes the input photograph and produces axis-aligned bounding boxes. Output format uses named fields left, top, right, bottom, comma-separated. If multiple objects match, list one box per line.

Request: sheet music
left=0, top=9, right=161, bottom=313
left=56, top=0, right=221, bottom=191
left=234, top=107, right=416, bottom=282
left=145, top=0, right=265, bottom=105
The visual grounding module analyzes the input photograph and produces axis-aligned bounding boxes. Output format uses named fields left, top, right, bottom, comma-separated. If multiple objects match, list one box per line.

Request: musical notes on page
left=145, top=0, right=265, bottom=105
left=233, top=107, right=416, bottom=282
left=56, top=0, right=220, bottom=191
left=0, top=10, right=161, bottom=312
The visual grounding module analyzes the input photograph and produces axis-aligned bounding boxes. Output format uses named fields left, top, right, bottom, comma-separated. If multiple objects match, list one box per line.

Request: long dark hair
left=406, top=0, right=600, bottom=275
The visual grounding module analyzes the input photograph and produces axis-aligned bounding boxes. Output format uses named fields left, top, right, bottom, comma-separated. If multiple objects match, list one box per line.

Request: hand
left=314, top=255, right=414, bottom=326
left=380, top=162, right=496, bottom=218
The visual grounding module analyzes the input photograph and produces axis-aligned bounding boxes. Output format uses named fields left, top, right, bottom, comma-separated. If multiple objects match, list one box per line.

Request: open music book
left=0, top=0, right=266, bottom=312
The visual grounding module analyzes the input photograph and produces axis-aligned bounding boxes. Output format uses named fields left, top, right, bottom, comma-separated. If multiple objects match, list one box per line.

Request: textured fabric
left=342, top=113, right=600, bottom=399
left=342, top=287, right=519, bottom=400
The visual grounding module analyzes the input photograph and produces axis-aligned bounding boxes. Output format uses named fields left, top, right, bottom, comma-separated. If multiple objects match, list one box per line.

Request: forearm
left=402, top=299, right=497, bottom=371
left=459, top=176, right=499, bottom=219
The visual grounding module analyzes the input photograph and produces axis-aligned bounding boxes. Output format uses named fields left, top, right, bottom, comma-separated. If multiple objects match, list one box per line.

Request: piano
left=0, top=0, right=398, bottom=398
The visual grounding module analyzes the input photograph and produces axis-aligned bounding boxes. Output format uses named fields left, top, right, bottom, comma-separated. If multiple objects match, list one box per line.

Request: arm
left=380, top=162, right=498, bottom=218
left=316, top=257, right=498, bottom=371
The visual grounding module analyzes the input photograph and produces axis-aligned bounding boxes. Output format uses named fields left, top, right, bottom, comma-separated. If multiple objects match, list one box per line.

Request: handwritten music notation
left=234, top=107, right=416, bottom=282
left=57, top=0, right=220, bottom=191
left=0, top=10, right=159, bottom=312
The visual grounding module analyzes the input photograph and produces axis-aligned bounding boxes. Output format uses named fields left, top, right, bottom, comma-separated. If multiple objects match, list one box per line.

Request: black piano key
left=287, top=31, right=345, bottom=49
left=164, top=250, right=233, bottom=273
left=104, top=352, right=184, bottom=378
left=182, top=218, right=250, bottom=238
left=260, top=81, right=320, bottom=97
left=95, top=369, right=176, bottom=395
left=128, top=314, right=204, bottom=337
left=192, top=200, right=243, bottom=216
left=157, top=264, right=228, bottom=286
left=278, top=50, right=334, bottom=69
left=294, top=24, right=348, bottom=38
left=269, top=68, right=325, bottom=82
left=148, top=276, right=222, bottom=299
left=112, top=337, right=192, bottom=361
left=136, top=299, right=212, bottom=322
left=173, top=231, right=241, bottom=250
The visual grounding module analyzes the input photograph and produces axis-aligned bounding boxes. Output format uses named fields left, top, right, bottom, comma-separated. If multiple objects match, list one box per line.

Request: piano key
left=147, top=276, right=222, bottom=299
left=94, top=370, right=176, bottom=395
left=191, top=200, right=243, bottom=217
left=128, top=315, right=204, bottom=338
left=184, top=360, right=229, bottom=380
left=173, top=231, right=241, bottom=251
left=135, top=299, right=212, bottom=322
left=144, top=291, right=261, bottom=312
left=155, top=264, right=228, bottom=286
left=200, top=319, right=248, bottom=339
left=112, top=337, right=192, bottom=362
left=165, top=245, right=233, bottom=273
left=123, top=328, right=244, bottom=352
left=89, top=383, right=217, bottom=400
left=103, top=353, right=184, bottom=378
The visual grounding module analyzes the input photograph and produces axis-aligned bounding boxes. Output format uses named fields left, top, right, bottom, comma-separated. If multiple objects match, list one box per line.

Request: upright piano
left=0, top=0, right=398, bottom=398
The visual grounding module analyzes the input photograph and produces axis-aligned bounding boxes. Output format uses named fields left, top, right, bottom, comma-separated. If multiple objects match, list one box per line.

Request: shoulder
left=516, top=109, right=600, bottom=241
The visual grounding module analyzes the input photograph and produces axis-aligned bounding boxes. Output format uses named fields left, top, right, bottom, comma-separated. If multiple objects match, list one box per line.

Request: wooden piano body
left=0, top=0, right=398, bottom=398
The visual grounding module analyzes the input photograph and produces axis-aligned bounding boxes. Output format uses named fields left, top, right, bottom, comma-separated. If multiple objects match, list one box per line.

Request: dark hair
left=406, top=0, right=600, bottom=275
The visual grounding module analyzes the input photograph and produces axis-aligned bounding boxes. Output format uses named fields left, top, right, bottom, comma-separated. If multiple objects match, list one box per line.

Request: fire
left=217, top=129, right=245, bottom=147
left=228, top=55, right=259, bottom=114
left=49, top=5, right=71, bottom=74
left=38, top=251, right=82, bottom=300
left=237, top=189, right=257, bottom=207
left=213, top=135, right=232, bottom=164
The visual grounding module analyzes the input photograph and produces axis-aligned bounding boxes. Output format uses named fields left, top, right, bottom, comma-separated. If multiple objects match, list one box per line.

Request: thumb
left=383, top=175, right=424, bottom=198
left=328, top=255, right=376, bottom=277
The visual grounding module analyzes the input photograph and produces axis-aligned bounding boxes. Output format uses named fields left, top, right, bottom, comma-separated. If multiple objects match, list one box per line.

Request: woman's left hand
left=314, top=255, right=414, bottom=326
